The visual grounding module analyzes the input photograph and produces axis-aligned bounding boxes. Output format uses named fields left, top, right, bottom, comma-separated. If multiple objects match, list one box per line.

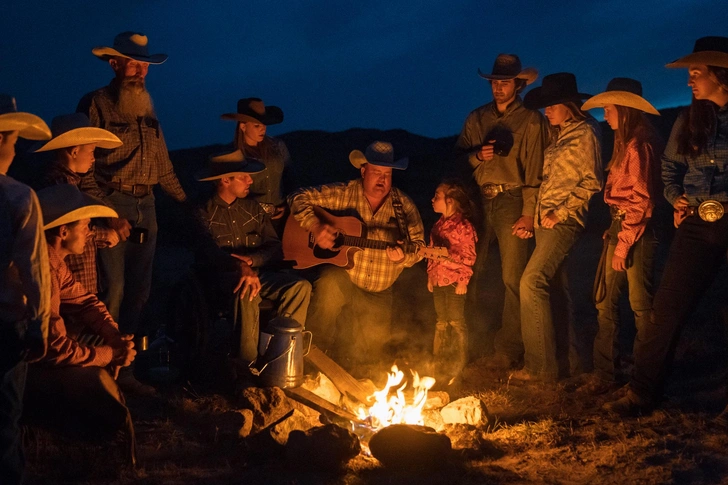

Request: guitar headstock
left=418, top=246, right=450, bottom=261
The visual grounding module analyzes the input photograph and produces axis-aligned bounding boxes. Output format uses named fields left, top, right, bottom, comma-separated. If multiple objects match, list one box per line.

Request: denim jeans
left=305, top=266, right=392, bottom=365
left=520, top=219, right=582, bottom=381
left=0, top=360, right=27, bottom=485
left=630, top=216, right=728, bottom=400
left=469, top=189, right=530, bottom=361
left=433, top=284, right=466, bottom=323
left=99, top=191, right=157, bottom=335
left=593, top=219, right=656, bottom=382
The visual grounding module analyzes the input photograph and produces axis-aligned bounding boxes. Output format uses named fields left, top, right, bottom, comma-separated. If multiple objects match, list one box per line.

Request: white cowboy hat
left=582, top=78, right=660, bottom=115
left=0, top=94, right=51, bottom=141
left=37, top=184, right=118, bottom=230
left=665, top=36, right=728, bottom=69
left=35, top=113, right=123, bottom=152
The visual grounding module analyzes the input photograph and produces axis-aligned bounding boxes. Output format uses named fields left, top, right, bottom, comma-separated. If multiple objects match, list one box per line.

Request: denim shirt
left=662, top=105, right=728, bottom=206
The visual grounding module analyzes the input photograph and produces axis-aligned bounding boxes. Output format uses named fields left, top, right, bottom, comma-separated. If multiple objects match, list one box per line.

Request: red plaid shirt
left=43, top=245, right=119, bottom=367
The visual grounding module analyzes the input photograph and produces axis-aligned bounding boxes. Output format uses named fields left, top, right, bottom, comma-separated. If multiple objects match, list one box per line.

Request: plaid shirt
left=663, top=105, right=728, bottom=206
left=289, top=179, right=425, bottom=292
left=537, top=118, right=602, bottom=227
left=41, top=162, right=116, bottom=294
left=604, top=136, right=662, bottom=259
left=77, top=81, right=186, bottom=203
left=43, top=245, right=119, bottom=367
left=0, top=175, right=50, bottom=342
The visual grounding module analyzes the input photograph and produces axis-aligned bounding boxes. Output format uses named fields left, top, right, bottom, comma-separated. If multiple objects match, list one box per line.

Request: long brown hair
left=438, top=179, right=475, bottom=222
left=232, top=122, right=274, bottom=159
left=676, top=66, right=728, bottom=157
left=607, top=105, right=662, bottom=171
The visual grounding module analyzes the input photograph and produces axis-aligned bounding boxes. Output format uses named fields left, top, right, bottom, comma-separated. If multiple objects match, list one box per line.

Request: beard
left=116, top=77, right=154, bottom=118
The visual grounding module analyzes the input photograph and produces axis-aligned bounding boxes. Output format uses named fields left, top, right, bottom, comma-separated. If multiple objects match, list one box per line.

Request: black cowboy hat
left=221, top=98, right=284, bottom=125
left=197, top=149, right=266, bottom=181
left=523, top=72, right=591, bottom=110
left=92, top=32, right=168, bottom=64
left=478, top=53, right=538, bottom=85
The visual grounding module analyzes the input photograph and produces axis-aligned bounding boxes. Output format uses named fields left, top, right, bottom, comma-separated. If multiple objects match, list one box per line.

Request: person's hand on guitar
left=311, top=221, right=338, bottom=249
left=386, top=243, right=406, bottom=264
left=231, top=254, right=261, bottom=301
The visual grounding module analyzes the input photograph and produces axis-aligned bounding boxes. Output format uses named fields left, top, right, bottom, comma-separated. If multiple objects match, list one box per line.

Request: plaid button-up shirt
left=43, top=245, right=119, bottom=367
left=41, top=162, right=116, bottom=294
left=289, top=179, right=425, bottom=292
left=77, top=81, right=186, bottom=203
left=663, top=105, right=728, bottom=206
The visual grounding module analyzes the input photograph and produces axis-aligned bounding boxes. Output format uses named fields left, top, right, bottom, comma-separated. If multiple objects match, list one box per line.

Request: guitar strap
left=390, top=188, right=411, bottom=243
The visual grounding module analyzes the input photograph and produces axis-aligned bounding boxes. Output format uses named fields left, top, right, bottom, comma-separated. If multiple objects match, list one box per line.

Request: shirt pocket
left=108, top=121, right=131, bottom=135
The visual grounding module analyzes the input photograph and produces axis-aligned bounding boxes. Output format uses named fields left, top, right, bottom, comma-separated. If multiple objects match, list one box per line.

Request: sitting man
left=27, top=184, right=137, bottom=464
left=197, top=150, right=311, bottom=363
left=287, top=141, right=425, bottom=367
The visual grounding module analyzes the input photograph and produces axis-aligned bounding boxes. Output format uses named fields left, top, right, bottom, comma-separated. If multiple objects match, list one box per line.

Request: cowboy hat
left=221, top=98, right=284, bottom=125
left=197, top=149, right=266, bottom=181
left=34, top=113, right=123, bottom=152
left=92, top=31, right=168, bottom=64
left=349, top=141, right=408, bottom=170
left=582, top=78, right=660, bottom=115
left=0, top=94, right=51, bottom=141
left=478, top=54, right=538, bottom=85
left=523, top=72, right=591, bottom=110
left=666, top=36, right=728, bottom=69
left=37, top=184, right=118, bottom=230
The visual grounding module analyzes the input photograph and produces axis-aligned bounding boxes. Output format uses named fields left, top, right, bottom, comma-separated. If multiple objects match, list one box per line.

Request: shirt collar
left=489, top=96, right=523, bottom=117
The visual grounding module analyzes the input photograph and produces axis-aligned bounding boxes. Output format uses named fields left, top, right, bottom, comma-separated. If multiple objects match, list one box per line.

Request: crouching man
left=197, top=150, right=311, bottom=363
left=25, top=184, right=137, bottom=463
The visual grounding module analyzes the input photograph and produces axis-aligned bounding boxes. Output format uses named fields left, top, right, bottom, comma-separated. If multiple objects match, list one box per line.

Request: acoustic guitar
left=283, top=206, right=449, bottom=269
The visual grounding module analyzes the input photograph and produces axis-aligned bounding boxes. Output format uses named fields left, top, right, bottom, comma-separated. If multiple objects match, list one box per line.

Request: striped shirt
left=289, top=180, right=425, bottom=292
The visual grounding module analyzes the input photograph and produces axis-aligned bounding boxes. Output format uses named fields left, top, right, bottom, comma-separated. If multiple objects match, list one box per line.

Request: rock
left=424, top=391, right=450, bottom=410
left=286, top=424, right=360, bottom=470
left=368, top=424, right=452, bottom=470
left=239, top=387, right=293, bottom=431
left=444, top=425, right=504, bottom=459
left=440, top=396, right=489, bottom=426
left=301, top=372, right=341, bottom=405
left=209, top=409, right=255, bottom=440
left=269, top=409, right=320, bottom=445
left=423, top=409, right=445, bottom=431
left=288, top=399, right=321, bottom=422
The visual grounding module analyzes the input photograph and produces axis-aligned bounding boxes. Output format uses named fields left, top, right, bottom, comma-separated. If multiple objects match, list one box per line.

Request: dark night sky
left=2, top=0, right=726, bottom=149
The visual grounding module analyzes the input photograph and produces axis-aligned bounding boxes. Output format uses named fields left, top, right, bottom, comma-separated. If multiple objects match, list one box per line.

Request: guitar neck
left=340, top=235, right=416, bottom=253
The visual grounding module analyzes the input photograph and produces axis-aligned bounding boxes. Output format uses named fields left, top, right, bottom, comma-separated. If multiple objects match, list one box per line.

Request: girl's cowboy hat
left=0, top=94, right=51, bottom=141
left=478, top=54, right=538, bottom=85
left=523, top=72, right=591, bottom=110
left=37, top=184, right=118, bottom=230
left=582, top=78, right=660, bottom=115
left=92, top=31, right=168, bottom=65
left=197, top=149, right=265, bottom=181
left=665, top=36, right=728, bottom=69
left=221, top=98, right=284, bottom=125
left=34, top=113, right=123, bottom=152
left=349, top=141, right=408, bottom=170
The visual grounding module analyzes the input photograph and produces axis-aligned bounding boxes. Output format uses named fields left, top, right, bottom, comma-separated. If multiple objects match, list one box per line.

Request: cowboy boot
left=450, top=320, right=469, bottom=377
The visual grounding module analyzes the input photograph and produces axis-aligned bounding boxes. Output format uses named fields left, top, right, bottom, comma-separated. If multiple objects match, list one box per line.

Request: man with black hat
left=197, top=150, right=311, bottom=364
left=287, top=141, right=425, bottom=368
left=455, top=53, right=549, bottom=370
left=76, top=32, right=185, bottom=356
left=0, top=94, right=51, bottom=485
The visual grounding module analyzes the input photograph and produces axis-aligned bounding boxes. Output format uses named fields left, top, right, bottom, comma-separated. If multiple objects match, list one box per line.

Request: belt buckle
left=482, top=183, right=502, bottom=200
left=698, top=200, right=724, bottom=222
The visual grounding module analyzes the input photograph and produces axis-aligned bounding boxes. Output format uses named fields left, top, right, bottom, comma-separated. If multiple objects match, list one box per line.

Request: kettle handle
left=302, top=331, right=313, bottom=357
left=248, top=339, right=295, bottom=377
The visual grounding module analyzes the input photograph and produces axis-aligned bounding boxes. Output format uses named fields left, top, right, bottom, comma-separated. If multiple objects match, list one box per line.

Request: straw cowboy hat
left=197, top=149, right=266, bottom=181
left=478, top=54, right=538, bottom=85
left=37, top=184, right=118, bottom=230
left=349, top=141, right=409, bottom=170
left=221, top=98, right=284, bottom=125
left=35, top=113, right=123, bottom=152
left=666, top=36, right=728, bottom=69
left=582, top=78, right=660, bottom=115
left=0, top=94, right=51, bottom=141
left=92, top=31, right=168, bottom=64
left=523, top=72, right=591, bottom=110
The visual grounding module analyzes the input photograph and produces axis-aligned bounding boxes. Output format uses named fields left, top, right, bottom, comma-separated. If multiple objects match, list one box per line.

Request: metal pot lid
left=261, top=315, right=303, bottom=334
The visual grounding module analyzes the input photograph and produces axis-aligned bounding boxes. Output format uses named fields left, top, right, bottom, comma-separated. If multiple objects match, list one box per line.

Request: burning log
left=304, top=345, right=374, bottom=404
left=368, top=424, right=452, bottom=471
left=284, top=386, right=365, bottom=424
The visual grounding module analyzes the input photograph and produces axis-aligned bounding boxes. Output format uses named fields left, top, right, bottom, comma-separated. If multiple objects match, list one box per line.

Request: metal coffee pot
left=249, top=315, right=312, bottom=388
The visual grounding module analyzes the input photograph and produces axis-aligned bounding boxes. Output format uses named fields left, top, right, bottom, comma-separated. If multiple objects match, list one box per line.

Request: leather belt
left=481, top=183, right=521, bottom=200
left=109, top=182, right=154, bottom=197
left=686, top=200, right=728, bottom=222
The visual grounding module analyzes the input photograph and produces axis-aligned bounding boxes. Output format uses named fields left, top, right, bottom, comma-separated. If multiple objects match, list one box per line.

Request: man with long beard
left=76, top=32, right=186, bottom=394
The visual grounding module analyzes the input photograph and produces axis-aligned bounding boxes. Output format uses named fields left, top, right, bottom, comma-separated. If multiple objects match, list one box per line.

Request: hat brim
left=349, top=150, right=409, bottom=170
left=523, top=88, right=592, bottom=111
left=197, top=150, right=266, bottom=181
left=665, top=51, right=728, bottom=69
left=44, top=205, right=119, bottom=230
left=220, top=106, right=284, bottom=126
left=0, top=113, right=51, bottom=141
left=478, top=67, right=539, bottom=85
left=92, top=47, right=168, bottom=65
left=582, top=91, right=660, bottom=115
left=37, top=186, right=118, bottom=230
left=34, top=127, right=123, bottom=152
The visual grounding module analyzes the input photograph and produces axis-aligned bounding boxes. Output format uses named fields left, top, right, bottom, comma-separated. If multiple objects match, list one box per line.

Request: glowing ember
left=356, top=365, right=435, bottom=430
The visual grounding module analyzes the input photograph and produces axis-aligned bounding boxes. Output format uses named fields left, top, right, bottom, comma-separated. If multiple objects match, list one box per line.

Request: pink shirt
left=427, top=213, right=477, bottom=286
